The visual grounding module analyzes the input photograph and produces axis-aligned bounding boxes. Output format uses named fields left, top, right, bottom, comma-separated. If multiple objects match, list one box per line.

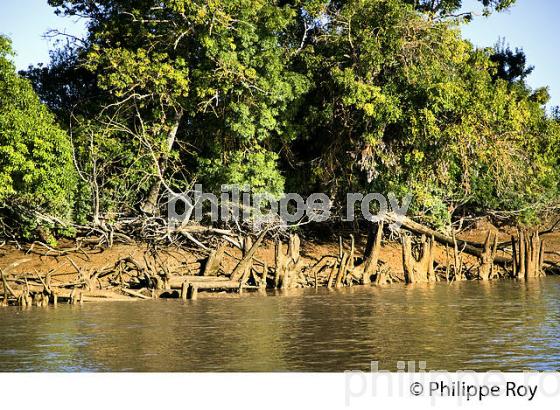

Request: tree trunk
left=334, top=252, right=349, bottom=288
left=142, top=111, right=183, bottom=215
left=452, top=231, right=465, bottom=281
left=384, top=213, right=556, bottom=268
left=512, top=229, right=547, bottom=279
left=230, top=230, right=266, bottom=282
left=202, top=242, right=226, bottom=276
left=401, top=235, right=435, bottom=284
left=362, top=222, right=383, bottom=285
left=478, top=231, right=498, bottom=280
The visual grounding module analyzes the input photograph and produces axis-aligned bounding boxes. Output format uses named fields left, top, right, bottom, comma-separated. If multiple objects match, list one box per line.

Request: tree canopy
left=2, top=0, right=558, bottom=238
left=403, top=0, right=516, bottom=15
left=0, top=35, right=76, bottom=237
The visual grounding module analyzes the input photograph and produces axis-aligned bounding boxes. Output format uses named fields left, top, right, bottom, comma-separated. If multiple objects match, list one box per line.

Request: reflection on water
left=1, top=277, right=559, bottom=372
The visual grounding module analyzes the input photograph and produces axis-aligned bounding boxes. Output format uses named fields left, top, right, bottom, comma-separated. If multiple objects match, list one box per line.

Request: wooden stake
left=519, top=229, right=526, bottom=278
left=187, top=284, right=198, bottom=300
left=260, top=262, right=268, bottom=290
left=334, top=253, right=349, bottom=288
left=181, top=282, right=189, bottom=300
left=274, top=239, right=284, bottom=289
left=511, top=235, right=518, bottom=278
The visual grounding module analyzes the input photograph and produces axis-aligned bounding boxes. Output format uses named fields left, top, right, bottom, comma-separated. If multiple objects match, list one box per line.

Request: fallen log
left=385, top=213, right=487, bottom=256
left=181, top=280, right=243, bottom=290
left=230, top=230, right=268, bottom=281
left=384, top=213, right=556, bottom=267
left=168, top=275, right=231, bottom=289
left=121, top=288, right=152, bottom=300
left=176, top=280, right=256, bottom=297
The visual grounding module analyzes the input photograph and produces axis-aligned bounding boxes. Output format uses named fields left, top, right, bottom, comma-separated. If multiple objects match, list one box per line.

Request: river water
left=1, top=277, right=559, bottom=372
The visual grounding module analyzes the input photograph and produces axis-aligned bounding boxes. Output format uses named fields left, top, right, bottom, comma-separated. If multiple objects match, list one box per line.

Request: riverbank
left=1, top=218, right=559, bottom=306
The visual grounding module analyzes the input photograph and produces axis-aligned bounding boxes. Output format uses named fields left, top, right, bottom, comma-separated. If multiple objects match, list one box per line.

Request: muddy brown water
left=1, top=277, right=559, bottom=372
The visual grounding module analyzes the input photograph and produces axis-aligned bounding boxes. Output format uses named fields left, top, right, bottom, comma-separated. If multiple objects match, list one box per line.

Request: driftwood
left=2, top=212, right=557, bottom=307
left=121, top=288, right=152, bottom=300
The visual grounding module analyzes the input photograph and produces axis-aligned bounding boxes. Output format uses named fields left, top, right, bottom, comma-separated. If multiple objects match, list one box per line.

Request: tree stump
left=202, top=242, right=226, bottom=276
left=512, top=229, right=546, bottom=279
left=478, top=231, right=498, bottom=280
left=181, top=282, right=189, bottom=300
left=401, top=235, right=435, bottom=284
left=69, top=288, right=77, bottom=305
left=451, top=231, right=465, bottom=281
left=230, top=230, right=267, bottom=282
left=187, top=284, right=198, bottom=300
left=289, top=234, right=301, bottom=265
left=362, top=222, right=383, bottom=285
left=260, top=262, right=268, bottom=290
left=274, top=234, right=302, bottom=289
left=274, top=239, right=286, bottom=288
left=344, top=235, right=355, bottom=285
left=238, top=236, right=254, bottom=285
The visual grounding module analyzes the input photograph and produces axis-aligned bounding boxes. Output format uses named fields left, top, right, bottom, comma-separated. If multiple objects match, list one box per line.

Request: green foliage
left=45, top=0, right=310, bottom=214
left=290, top=0, right=558, bottom=226
left=199, top=149, right=285, bottom=196
left=0, top=36, right=76, bottom=236
left=12, top=0, right=558, bottom=233
left=403, top=0, right=516, bottom=15
left=490, top=39, right=534, bottom=83
left=21, top=44, right=100, bottom=121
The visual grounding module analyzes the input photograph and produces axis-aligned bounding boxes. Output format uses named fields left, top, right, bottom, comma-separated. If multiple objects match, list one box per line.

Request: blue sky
left=461, top=0, right=560, bottom=108
left=0, top=0, right=85, bottom=69
left=1, top=0, right=559, bottom=107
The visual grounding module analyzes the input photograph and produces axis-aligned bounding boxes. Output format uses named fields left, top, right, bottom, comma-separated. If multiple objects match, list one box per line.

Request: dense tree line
left=0, top=36, right=76, bottom=238
left=1, top=0, right=559, bottom=239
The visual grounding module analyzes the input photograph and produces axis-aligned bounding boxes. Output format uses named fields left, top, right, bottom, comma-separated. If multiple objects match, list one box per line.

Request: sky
left=0, top=0, right=85, bottom=70
left=0, top=0, right=559, bottom=107
left=460, top=0, right=560, bottom=108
